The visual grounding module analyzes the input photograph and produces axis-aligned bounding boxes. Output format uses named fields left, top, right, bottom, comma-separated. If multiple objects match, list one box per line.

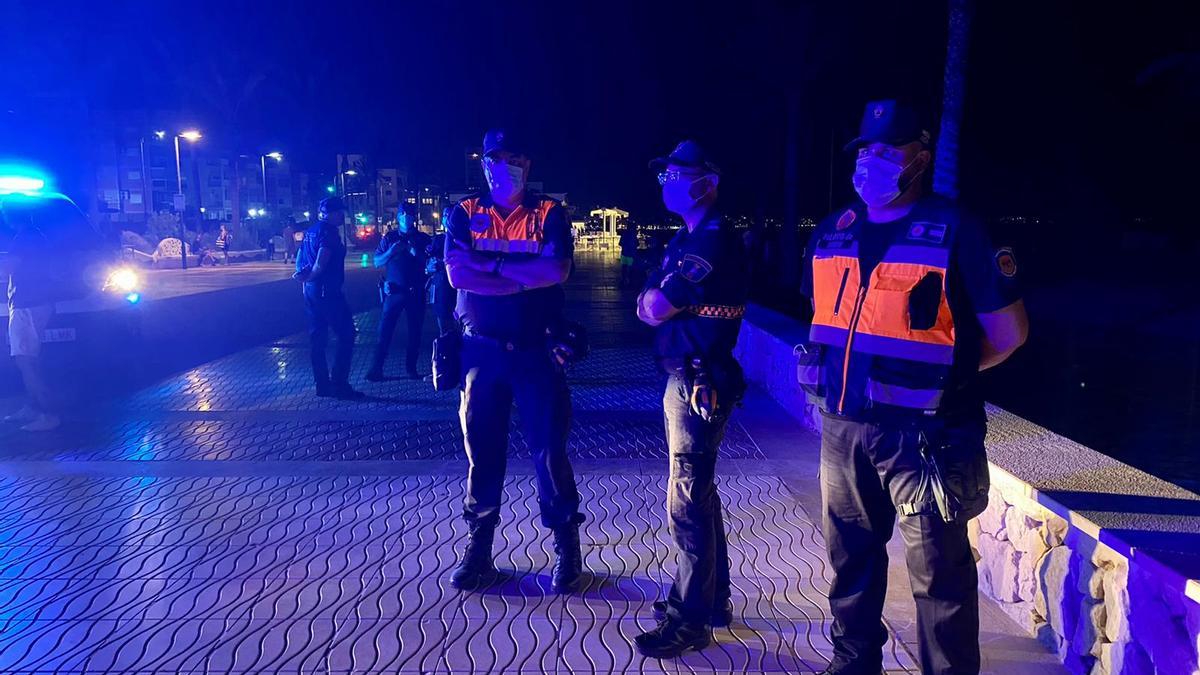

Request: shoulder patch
left=995, top=247, right=1017, bottom=278
left=836, top=209, right=856, bottom=231
left=679, top=254, right=713, bottom=283
left=469, top=212, right=492, bottom=233
left=907, top=221, right=947, bottom=244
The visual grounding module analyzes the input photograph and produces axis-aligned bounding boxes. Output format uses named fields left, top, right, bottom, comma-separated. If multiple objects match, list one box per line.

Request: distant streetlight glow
left=303, top=211, right=311, bottom=218
left=344, top=170, right=358, bottom=176
left=199, top=207, right=206, bottom=213
left=326, top=185, right=336, bottom=194
left=154, top=130, right=166, bottom=140
left=173, top=129, right=203, bottom=270
left=266, top=152, right=283, bottom=161
left=179, top=130, right=202, bottom=142
left=248, top=208, right=256, bottom=217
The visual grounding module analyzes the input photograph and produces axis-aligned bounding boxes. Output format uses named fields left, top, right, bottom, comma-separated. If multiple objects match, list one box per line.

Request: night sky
left=2, top=1, right=1197, bottom=227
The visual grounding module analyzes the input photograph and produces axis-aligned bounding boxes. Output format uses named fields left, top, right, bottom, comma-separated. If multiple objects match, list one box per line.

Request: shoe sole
left=651, top=606, right=732, bottom=628
left=449, top=569, right=498, bottom=590
left=636, top=635, right=712, bottom=659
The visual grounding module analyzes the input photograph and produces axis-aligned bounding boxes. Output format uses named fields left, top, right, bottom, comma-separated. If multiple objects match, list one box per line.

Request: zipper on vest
left=832, top=268, right=850, bottom=316
left=837, top=286, right=868, bottom=414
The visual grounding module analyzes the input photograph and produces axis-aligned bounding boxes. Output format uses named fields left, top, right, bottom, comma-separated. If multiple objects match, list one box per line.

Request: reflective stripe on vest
left=688, top=304, right=746, bottom=319
left=807, top=211, right=956, bottom=413
left=461, top=197, right=555, bottom=255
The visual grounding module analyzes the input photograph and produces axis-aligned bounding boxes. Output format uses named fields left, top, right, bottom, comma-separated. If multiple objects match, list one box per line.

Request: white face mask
left=486, top=162, right=526, bottom=202
left=853, top=155, right=923, bottom=207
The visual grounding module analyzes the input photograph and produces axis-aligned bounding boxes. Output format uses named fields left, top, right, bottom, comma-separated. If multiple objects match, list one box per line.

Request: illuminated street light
left=173, top=129, right=203, bottom=270
left=154, top=130, right=166, bottom=140
left=326, top=185, right=336, bottom=194
left=344, top=170, right=358, bottom=176
left=303, top=211, right=311, bottom=218
left=260, top=152, right=284, bottom=212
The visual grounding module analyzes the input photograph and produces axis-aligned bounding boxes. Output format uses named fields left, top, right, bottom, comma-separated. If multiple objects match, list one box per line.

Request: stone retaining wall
left=735, top=304, right=1200, bottom=675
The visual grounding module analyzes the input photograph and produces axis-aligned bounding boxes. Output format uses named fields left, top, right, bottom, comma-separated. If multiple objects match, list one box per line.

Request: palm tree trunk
left=934, top=0, right=974, bottom=200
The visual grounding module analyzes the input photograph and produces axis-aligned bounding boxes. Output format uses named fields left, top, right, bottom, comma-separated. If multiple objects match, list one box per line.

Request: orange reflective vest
left=806, top=206, right=958, bottom=415
left=458, top=195, right=558, bottom=254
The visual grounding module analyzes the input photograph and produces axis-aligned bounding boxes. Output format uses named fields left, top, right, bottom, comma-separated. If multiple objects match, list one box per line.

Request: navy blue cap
left=318, top=196, right=345, bottom=214
left=482, top=129, right=525, bottom=158
left=649, top=140, right=721, bottom=175
left=844, top=100, right=933, bottom=151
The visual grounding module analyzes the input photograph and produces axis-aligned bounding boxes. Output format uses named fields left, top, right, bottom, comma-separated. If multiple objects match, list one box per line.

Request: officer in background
left=368, top=202, right=430, bottom=381
left=443, top=129, right=584, bottom=594
left=293, top=196, right=364, bottom=399
left=801, top=100, right=1028, bottom=675
left=634, top=141, right=748, bottom=658
left=426, top=206, right=457, bottom=336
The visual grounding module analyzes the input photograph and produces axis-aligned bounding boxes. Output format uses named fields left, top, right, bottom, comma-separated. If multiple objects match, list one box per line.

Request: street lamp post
left=260, top=152, right=283, bottom=217
left=173, top=129, right=202, bottom=270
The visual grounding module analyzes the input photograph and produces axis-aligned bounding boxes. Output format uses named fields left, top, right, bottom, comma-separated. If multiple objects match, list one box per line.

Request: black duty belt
left=687, top=304, right=746, bottom=319
left=462, top=329, right=544, bottom=352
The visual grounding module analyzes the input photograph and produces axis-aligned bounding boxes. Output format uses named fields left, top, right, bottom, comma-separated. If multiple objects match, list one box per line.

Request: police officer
left=634, top=141, right=748, bottom=658
left=443, top=129, right=584, bottom=594
left=293, top=196, right=364, bottom=399
left=802, top=100, right=1028, bottom=675
left=368, top=202, right=430, bottom=381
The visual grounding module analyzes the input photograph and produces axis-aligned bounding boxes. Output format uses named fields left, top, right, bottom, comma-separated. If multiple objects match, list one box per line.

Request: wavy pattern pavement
left=0, top=260, right=917, bottom=673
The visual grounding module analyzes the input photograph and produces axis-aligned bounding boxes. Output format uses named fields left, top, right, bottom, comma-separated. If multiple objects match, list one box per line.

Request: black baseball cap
left=844, top=100, right=933, bottom=151
left=318, top=196, right=345, bottom=214
left=482, top=129, right=525, bottom=158
left=648, top=140, right=721, bottom=175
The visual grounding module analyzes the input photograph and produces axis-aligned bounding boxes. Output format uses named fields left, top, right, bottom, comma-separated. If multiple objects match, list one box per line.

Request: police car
left=0, top=171, right=144, bottom=382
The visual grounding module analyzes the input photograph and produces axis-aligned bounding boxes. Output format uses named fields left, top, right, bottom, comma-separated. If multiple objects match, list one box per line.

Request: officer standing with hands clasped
left=293, top=196, right=364, bottom=400
left=634, top=141, right=748, bottom=659
left=443, top=129, right=585, bottom=594
left=368, top=202, right=431, bottom=381
left=801, top=100, right=1028, bottom=675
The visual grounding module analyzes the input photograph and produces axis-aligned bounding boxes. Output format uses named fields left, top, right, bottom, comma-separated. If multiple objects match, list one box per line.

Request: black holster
left=431, top=330, right=462, bottom=392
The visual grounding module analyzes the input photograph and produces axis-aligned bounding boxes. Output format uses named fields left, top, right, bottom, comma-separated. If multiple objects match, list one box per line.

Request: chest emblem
left=907, top=221, right=947, bottom=244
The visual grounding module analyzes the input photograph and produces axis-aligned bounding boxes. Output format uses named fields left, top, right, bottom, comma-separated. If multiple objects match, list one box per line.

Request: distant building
left=589, top=207, right=630, bottom=236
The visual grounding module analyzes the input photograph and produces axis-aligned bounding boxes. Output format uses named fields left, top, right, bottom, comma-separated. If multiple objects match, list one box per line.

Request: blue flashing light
left=125, top=292, right=141, bottom=304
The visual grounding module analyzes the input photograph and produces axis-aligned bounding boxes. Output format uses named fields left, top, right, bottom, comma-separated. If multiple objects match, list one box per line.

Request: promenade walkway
left=0, top=256, right=1060, bottom=673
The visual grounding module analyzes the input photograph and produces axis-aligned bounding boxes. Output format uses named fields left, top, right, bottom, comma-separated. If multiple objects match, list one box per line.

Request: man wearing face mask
left=368, top=202, right=430, bottom=381
left=634, top=141, right=748, bottom=658
left=443, top=129, right=584, bottom=595
left=801, top=100, right=1029, bottom=675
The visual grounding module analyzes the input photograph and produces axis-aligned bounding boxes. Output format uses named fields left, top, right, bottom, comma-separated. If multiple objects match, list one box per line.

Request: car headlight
left=103, top=267, right=139, bottom=294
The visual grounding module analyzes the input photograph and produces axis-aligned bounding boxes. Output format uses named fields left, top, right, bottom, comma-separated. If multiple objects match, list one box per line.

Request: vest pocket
left=908, top=271, right=943, bottom=331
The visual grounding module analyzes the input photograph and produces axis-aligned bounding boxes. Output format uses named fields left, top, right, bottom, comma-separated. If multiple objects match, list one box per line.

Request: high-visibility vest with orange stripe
left=805, top=205, right=958, bottom=416
left=458, top=195, right=558, bottom=255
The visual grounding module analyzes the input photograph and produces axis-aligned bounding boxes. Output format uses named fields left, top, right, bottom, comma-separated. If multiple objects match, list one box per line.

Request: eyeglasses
left=657, top=170, right=709, bottom=186
left=856, top=146, right=908, bottom=163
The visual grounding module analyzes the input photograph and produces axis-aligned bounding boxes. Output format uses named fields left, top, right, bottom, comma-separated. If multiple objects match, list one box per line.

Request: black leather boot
left=450, top=521, right=496, bottom=590
left=550, top=522, right=583, bottom=594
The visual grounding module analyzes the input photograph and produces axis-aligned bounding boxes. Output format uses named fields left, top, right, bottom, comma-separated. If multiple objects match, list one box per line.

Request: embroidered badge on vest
left=906, top=221, right=947, bottom=244
left=995, top=247, right=1017, bottom=277
left=469, top=212, right=491, bottom=233
left=836, top=209, right=856, bottom=231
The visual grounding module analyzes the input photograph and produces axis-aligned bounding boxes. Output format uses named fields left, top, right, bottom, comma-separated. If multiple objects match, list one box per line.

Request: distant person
left=802, top=100, right=1028, bottom=675
left=634, top=140, right=747, bottom=658
left=282, top=223, right=297, bottom=263
left=293, top=197, right=363, bottom=399
left=426, top=207, right=457, bottom=336
left=444, top=128, right=583, bottom=595
left=367, top=202, right=430, bottom=381
left=619, top=223, right=639, bottom=287
left=215, top=224, right=231, bottom=265
left=0, top=203, right=61, bottom=431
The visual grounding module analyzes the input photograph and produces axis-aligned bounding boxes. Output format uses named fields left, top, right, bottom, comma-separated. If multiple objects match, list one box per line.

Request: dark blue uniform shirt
left=376, top=228, right=431, bottom=289
left=651, top=213, right=749, bottom=366
left=297, top=221, right=346, bottom=295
